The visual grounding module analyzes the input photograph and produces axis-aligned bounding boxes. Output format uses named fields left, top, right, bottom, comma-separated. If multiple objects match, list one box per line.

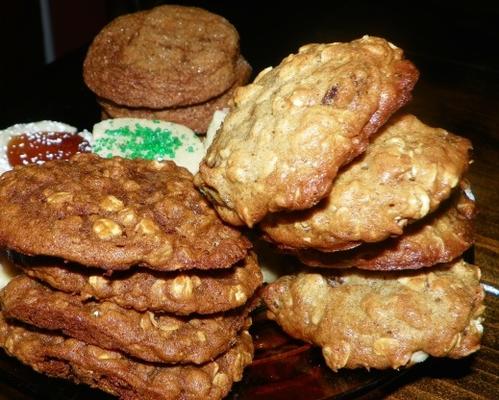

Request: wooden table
left=0, top=2, right=497, bottom=399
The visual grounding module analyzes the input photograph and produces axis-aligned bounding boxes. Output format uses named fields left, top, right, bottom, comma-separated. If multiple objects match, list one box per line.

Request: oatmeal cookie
left=0, top=313, right=253, bottom=400
left=0, top=154, right=250, bottom=271
left=99, top=57, right=252, bottom=133
left=14, top=252, right=262, bottom=315
left=296, top=187, right=475, bottom=270
left=83, top=5, right=240, bottom=108
left=263, top=259, right=484, bottom=370
left=261, top=115, right=472, bottom=250
left=1, top=275, right=251, bottom=365
left=196, top=36, right=418, bottom=226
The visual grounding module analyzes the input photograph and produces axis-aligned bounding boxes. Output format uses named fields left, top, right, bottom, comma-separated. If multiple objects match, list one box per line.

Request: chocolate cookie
left=261, top=115, right=472, bottom=251
left=99, top=57, right=252, bottom=133
left=296, top=187, right=475, bottom=270
left=83, top=5, right=241, bottom=108
left=1, top=275, right=251, bottom=365
left=196, top=36, right=418, bottom=226
left=14, top=252, right=262, bottom=315
left=263, top=259, right=484, bottom=370
left=0, top=313, right=253, bottom=400
left=0, top=154, right=250, bottom=271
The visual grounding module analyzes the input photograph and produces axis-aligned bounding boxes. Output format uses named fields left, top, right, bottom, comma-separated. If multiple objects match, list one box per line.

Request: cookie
left=296, top=187, right=475, bottom=270
left=196, top=36, right=418, bottom=226
left=0, top=121, right=91, bottom=174
left=99, top=57, right=252, bottom=133
left=0, top=154, right=250, bottom=271
left=83, top=5, right=240, bottom=108
left=0, top=313, right=253, bottom=400
left=14, top=252, right=262, bottom=315
left=263, top=259, right=484, bottom=370
left=1, top=275, right=251, bottom=365
left=91, top=118, right=206, bottom=174
left=261, top=114, right=472, bottom=250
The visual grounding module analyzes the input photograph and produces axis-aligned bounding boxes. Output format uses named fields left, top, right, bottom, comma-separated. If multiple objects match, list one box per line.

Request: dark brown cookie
left=14, top=252, right=262, bottom=315
left=84, top=5, right=240, bottom=108
left=0, top=154, right=250, bottom=271
left=1, top=275, right=251, bottom=364
left=0, top=312, right=253, bottom=400
left=263, top=260, right=484, bottom=370
left=99, top=57, right=252, bottom=133
left=296, top=188, right=475, bottom=270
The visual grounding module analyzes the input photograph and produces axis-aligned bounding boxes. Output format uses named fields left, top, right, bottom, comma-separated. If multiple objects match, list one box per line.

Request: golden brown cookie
left=296, top=187, right=475, bottom=270
left=14, top=252, right=262, bottom=315
left=263, top=259, right=484, bottom=370
left=0, top=312, right=253, bottom=400
left=0, top=154, right=250, bottom=271
left=1, top=275, right=251, bottom=365
left=261, top=115, right=472, bottom=251
left=99, top=57, right=252, bottom=133
left=196, top=36, right=418, bottom=227
left=83, top=5, right=241, bottom=108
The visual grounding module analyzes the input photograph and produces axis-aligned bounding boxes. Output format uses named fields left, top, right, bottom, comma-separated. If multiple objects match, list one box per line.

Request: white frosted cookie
left=0, top=121, right=90, bottom=174
left=92, top=118, right=207, bottom=174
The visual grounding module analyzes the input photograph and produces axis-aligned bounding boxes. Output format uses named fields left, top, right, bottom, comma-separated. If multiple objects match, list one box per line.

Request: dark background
left=0, top=0, right=498, bottom=130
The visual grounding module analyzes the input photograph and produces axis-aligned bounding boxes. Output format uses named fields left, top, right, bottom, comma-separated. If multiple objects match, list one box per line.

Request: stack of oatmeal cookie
left=195, top=36, right=485, bottom=371
left=0, top=154, right=262, bottom=399
left=84, top=5, right=252, bottom=134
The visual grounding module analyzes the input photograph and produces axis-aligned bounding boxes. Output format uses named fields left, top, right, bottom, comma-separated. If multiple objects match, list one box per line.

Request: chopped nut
left=88, top=275, right=108, bottom=289
left=135, top=218, right=160, bottom=235
left=170, top=276, right=194, bottom=299
left=212, top=372, right=228, bottom=387
left=99, top=195, right=124, bottom=212
left=46, top=191, right=73, bottom=204
left=196, top=331, right=207, bottom=342
left=93, top=218, right=122, bottom=240
left=117, top=207, right=137, bottom=226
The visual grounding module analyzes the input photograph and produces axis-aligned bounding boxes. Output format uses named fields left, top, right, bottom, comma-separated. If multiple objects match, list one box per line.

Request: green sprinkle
left=93, top=123, right=184, bottom=160
left=187, top=145, right=194, bottom=153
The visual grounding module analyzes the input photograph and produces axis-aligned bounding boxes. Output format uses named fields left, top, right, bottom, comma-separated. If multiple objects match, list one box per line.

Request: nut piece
left=170, top=276, right=194, bottom=299
left=93, top=218, right=123, bottom=240
left=135, top=218, right=160, bottom=235
left=117, top=207, right=137, bottom=226
left=46, top=191, right=73, bottom=204
left=99, top=195, right=124, bottom=212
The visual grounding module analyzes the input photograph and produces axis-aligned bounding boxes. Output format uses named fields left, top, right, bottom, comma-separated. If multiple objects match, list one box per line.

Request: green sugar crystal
left=93, top=123, right=183, bottom=160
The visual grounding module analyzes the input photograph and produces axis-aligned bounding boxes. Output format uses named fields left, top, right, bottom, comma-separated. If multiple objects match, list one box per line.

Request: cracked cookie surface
left=84, top=5, right=241, bottom=108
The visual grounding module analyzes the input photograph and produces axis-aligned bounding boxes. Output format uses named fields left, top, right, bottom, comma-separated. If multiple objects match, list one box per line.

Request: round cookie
left=99, top=57, right=252, bottom=133
left=296, top=187, right=475, bottom=270
left=1, top=275, right=252, bottom=365
left=91, top=118, right=206, bottom=174
left=196, top=36, right=419, bottom=227
left=261, top=114, right=472, bottom=251
left=0, top=313, right=254, bottom=400
left=0, top=154, right=250, bottom=271
left=83, top=5, right=241, bottom=108
left=15, top=252, right=262, bottom=315
left=263, top=259, right=484, bottom=370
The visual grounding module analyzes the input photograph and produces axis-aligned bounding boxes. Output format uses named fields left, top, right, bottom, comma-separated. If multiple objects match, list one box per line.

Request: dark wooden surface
left=0, top=2, right=498, bottom=399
